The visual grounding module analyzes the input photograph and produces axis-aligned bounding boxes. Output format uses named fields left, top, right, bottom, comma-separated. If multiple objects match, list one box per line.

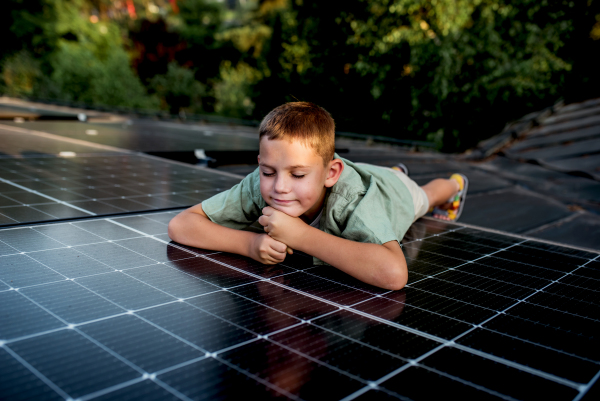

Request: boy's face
left=258, top=138, right=338, bottom=222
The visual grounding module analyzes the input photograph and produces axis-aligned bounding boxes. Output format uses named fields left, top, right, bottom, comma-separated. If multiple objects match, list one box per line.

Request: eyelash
left=262, top=172, right=305, bottom=179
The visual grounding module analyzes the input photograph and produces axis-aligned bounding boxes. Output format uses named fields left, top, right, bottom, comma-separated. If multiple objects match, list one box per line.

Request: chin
left=267, top=201, right=305, bottom=218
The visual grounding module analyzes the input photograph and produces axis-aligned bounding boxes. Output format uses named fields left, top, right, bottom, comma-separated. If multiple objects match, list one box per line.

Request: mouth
left=272, top=198, right=295, bottom=205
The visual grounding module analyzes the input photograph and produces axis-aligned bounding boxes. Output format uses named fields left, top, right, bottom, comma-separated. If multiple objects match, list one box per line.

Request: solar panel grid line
left=262, top=335, right=382, bottom=385
left=105, top=218, right=172, bottom=242
left=137, top=151, right=246, bottom=180
left=0, top=343, right=72, bottom=400
left=398, top=225, right=467, bottom=247
left=150, top=355, right=210, bottom=379
left=342, top=341, right=497, bottom=401
left=400, top=239, right=528, bottom=289
left=79, top=217, right=466, bottom=344
left=488, top=253, right=600, bottom=321
left=468, top=325, right=600, bottom=367
left=394, top=364, right=517, bottom=401
left=0, top=177, right=96, bottom=216
left=2, top=212, right=596, bottom=396
left=3, top=280, right=277, bottom=400
left=0, top=230, right=231, bottom=348
left=0, top=122, right=132, bottom=153
left=428, top=257, right=600, bottom=385
left=404, top=263, right=537, bottom=301
left=1, top=307, right=131, bottom=346
left=76, top=376, right=154, bottom=401
left=449, top=342, right=584, bottom=390
left=439, top=218, right=600, bottom=255
left=0, top=152, right=124, bottom=160
left=221, top=288, right=329, bottom=327
left=0, top=221, right=323, bottom=376
left=210, top=355, right=302, bottom=400
left=298, top=317, right=415, bottom=364
left=301, top=267, right=394, bottom=297
left=392, top=286, right=513, bottom=319
left=573, top=370, right=600, bottom=401
left=343, top=261, right=599, bottom=392
left=148, top=378, right=195, bottom=401
left=352, top=293, right=486, bottom=334
left=3, top=294, right=152, bottom=396
left=340, top=301, right=448, bottom=344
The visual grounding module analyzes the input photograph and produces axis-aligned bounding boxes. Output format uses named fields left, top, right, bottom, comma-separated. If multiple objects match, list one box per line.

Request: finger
left=270, top=240, right=287, bottom=253
left=258, top=215, right=267, bottom=226
left=286, top=247, right=293, bottom=255
left=268, top=251, right=285, bottom=263
left=262, top=206, right=273, bottom=216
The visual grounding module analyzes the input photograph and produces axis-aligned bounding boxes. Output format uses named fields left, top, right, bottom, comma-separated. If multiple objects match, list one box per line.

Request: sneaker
left=392, top=163, right=409, bottom=176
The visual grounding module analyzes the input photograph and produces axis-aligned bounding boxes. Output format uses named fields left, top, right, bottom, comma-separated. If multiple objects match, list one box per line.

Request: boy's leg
left=421, top=178, right=461, bottom=220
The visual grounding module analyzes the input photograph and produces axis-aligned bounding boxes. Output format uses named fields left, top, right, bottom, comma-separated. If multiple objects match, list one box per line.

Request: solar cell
left=0, top=154, right=241, bottom=226
left=1, top=213, right=598, bottom=400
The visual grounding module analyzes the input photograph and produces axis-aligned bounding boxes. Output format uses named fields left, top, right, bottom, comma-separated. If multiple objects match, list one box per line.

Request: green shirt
left=201, top=155, right=415, bottom=265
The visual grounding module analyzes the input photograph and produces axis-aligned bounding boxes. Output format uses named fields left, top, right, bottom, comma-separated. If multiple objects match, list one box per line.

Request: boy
left=168, top=102, right=467, bottom=290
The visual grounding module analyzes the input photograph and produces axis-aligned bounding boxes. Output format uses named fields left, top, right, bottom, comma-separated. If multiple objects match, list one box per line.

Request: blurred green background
left=2, top=0, right=599, bottom=151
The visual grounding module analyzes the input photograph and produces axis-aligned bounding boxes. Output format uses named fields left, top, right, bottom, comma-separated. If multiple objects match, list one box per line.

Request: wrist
left=243, top=232, right=260, bottom=259
left=287, top=223, right=315, bottom=251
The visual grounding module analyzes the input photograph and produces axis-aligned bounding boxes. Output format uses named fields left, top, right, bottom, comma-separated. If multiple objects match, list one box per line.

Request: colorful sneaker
left=431, top=173, right=468, bottom=221
left=392, top=163, right=409, bottom=176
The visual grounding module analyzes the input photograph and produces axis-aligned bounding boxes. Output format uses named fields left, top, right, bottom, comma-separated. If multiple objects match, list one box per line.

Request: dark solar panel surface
left=0, top=120, right=260, bottom=152
left=1, top=216, right=598, bottom=400
left=0, top=154, right=241, bottom=226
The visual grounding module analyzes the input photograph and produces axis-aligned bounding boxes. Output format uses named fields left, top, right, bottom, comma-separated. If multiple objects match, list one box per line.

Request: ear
left=324, top=158, right=344, bottom=188
left=257, top=154, right=260, bottom=164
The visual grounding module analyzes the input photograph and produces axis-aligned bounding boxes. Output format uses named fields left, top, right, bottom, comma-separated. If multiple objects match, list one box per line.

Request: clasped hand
left=250, top=206, right=308, bottom=265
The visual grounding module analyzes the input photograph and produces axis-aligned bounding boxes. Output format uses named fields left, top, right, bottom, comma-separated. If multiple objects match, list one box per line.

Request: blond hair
left=259, top=102, right=335, bottom=165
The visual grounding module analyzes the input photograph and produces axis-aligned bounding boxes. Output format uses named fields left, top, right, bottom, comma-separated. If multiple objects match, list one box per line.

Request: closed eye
left=292, top=174, right=305, bottom=179
left=262, top=172, right=275, bottom=177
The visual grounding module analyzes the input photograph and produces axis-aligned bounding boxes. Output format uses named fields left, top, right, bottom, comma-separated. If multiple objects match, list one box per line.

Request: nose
left=274, top=175, right=290, bottom=193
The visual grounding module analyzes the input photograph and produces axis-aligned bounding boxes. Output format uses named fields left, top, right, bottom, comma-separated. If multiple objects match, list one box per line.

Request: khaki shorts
left=387, top=167, right=430, bottom=222
left=355, top=163, right=430, bottom=222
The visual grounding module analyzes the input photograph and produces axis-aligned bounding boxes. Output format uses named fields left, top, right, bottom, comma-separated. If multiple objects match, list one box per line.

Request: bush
left=214, top=61, right=262, bottom=118
left=150, top=62, right=206, bottom=115
left=1, top=50, right=42, bottom=97
left=47, top=42, right=158, bottom=109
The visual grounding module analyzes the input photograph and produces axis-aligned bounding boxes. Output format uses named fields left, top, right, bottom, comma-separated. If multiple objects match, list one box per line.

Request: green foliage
left=214, top=61, right=263, bottom=118
left=150, top=62, right=206, bottom=114
left=1, top=50, right=42, bottom=97
left=217, top=0, right=596, bottom=151
left=1, top=0, right=157, bottom=110
left=2, top=0, right=598, bottom=152
left=47, top=42, right=158, bottom=109
left=176, top=0, right=224, bottom=47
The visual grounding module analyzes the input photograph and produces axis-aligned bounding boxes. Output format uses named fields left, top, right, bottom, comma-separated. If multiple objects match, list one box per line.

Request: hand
left=248, top=233, right=290, bottom=265
left=258, top=206, right=309, bottom=248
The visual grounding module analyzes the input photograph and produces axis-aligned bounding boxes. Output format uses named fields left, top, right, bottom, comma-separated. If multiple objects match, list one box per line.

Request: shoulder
left=328, top=157, right=368, bottom=201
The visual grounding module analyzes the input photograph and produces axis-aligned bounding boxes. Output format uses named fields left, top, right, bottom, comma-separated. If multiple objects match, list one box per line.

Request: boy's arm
left=168, top=204, right=289, bottom=264
left=259, top=207, right=407, bottom=290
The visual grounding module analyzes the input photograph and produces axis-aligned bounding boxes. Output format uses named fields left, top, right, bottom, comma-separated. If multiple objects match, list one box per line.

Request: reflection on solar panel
left=0, top=155, right=241, bottom=226
left=1, top=215, right=598, bottom=400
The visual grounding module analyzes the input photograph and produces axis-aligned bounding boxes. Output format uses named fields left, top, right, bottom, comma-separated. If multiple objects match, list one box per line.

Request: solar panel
left=0, top=119, right=260, bottom=152
left=0, top=154, right=241, bottom=226
left=1, top=214, right=598, bottom=400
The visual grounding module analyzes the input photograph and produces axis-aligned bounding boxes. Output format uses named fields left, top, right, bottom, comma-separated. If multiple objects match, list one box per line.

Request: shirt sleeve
left=333, top=179, right=399, bottom=246
left=200, top=168, right=267, bottom=229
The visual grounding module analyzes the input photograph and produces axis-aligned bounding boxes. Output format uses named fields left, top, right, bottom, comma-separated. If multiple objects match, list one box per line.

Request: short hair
left=259, top=102, right=335, bottom=165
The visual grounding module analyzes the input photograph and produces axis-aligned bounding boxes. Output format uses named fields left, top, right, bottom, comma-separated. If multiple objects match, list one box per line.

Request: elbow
left=167, top=216, right=182, bottom=243
left=379, top=263, right=408, bottom=291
